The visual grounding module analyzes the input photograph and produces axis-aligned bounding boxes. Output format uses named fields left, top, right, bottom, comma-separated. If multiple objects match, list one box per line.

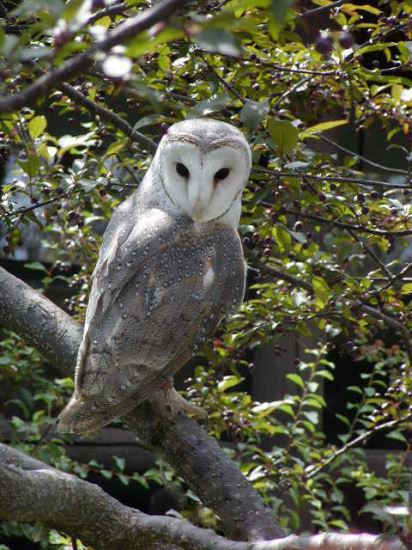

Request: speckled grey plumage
left=59, top=119, right=249, bottom=433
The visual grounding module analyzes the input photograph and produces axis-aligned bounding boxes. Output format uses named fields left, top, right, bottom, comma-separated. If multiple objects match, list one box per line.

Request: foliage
left=0, top=0, right=412, bottom=547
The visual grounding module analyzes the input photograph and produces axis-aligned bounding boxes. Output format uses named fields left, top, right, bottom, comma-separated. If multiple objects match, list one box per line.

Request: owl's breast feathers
left=58, top=195, right=245, bottom=433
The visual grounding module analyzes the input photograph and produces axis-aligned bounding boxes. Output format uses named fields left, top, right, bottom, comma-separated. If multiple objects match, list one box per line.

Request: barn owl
left=58, top=119, right=251, bottom=433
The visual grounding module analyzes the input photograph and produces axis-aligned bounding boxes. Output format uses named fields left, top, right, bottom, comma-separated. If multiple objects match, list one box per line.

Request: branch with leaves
left=0, top=0, right=189, bottom=113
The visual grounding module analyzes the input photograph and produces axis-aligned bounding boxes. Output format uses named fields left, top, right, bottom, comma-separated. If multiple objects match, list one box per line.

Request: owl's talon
left=153, top=386, right=207, bottom=423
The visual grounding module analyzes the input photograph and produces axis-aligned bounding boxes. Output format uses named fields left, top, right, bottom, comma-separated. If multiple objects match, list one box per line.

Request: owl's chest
left=183, top=223, right=245, bottom=314
left=142, top=220, right=242, bottom=302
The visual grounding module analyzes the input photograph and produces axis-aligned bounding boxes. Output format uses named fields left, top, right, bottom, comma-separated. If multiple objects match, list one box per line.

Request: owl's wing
left=59, top=199, right=245, bottom=433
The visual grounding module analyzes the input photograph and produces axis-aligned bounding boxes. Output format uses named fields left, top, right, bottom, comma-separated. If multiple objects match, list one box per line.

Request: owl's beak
left=192, top=198, right=204, bottom=221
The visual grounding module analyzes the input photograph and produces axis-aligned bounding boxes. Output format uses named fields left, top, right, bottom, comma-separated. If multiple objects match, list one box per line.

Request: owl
left=58, top=119, right=251, bottom=433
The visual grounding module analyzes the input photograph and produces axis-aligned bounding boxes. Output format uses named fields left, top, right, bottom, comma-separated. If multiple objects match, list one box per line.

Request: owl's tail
left=58, top=393, right=132, bottom=434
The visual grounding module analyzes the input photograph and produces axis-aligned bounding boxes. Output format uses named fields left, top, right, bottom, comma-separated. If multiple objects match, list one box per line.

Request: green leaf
left=28, top=116, right=47, bottom=140
left=24, top=262, right=47, bottom=272
left=133, top=114, right=168, bottom=130
left=0, top=28, right=5, bottom=52
left=127, top=28, right=182, bottom=57
left=252, top=400, right=285, bottom=416
left=218, top=375, right=243, bottom=392
left=301, top=119, right=348, bottom=137
left=341, top=3, right=381, bottom=15
left=240, top=100, right=269, bottom=129
left=303, top=411, right=318, bottom=424
left=93, top=15, right=112, bottom=29
left=355, top=42, right=397, bottom=57
left=114, top=456, right=126, bottom=471
left=267, top=119, right=299, bottom=155
left=386, top=430, right=406, bottom=443
left=194, top=28, right=242, bottom=57
left=17, top=154, right=39, bottom=177
left=106, top=140, right=126, bottom=156
left=400, top=283, right=412, bottom=295
left=188, top=95, right=229, bottom=118
left=271, top=0, right=295, bottom=24
left=312, top=276, right=330, bottom=308
left=118, top=474, right=130, bottom=486
left=273, top=225, right=292, bottom=252
left=391, top=84, right=403, bottom=103
left=287, top=373, right=305, bottom=389
left=63, top=0, right=84, bottom=22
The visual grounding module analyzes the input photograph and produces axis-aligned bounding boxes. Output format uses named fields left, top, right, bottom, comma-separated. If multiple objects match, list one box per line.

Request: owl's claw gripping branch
left=154, top=384, right=208, bottom=421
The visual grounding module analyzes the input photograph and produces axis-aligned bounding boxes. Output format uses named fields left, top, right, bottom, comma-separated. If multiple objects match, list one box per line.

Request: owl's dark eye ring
left=214, top=168, right=230, bottom=181
left=176, top=162, right=190, bottom=178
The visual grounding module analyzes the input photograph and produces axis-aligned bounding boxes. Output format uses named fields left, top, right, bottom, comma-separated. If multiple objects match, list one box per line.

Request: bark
left=0, top=265, right=282, bottom=541
left=0, top=444, right=406, bottom=550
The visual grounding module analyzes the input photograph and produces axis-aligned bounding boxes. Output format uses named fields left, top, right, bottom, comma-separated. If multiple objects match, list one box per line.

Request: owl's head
left=156, top=119, right=251, bottom=226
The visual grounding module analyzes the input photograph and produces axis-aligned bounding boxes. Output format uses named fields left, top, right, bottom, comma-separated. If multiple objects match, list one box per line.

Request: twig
left=272, top=76, right=314, bottom=110
left=300, top=0, right=346, bottom=17
left=0, top=0, right=189, bottom=113
left=59, top=82, right=157, bottom=153
left=87, top=1, right=128, bottom=26
left=319, top=135, right=408, bottom=176
left=346, top=21, right=412, bottom=63
left=196, top=50, right=244, bottom=103
left=9, top=191, right=72, bottom=219
left=306, top=413, right=412, bottom=479
left=284, top=208, right=412, bottom=237
left=195, top=48, right=338, bottom=76
left=302, top=175, right=395, bottom=283
left=254, top=168, right=411, bottom=190
left=360, top=304, right=412, bottom=365
left=254, top=258, right=313, bottom=292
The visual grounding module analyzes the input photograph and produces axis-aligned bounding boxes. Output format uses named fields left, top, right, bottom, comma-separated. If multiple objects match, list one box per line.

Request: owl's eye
left=214, top=168, right=230, bottom=181
left=176, top=162, right=190, bottom=178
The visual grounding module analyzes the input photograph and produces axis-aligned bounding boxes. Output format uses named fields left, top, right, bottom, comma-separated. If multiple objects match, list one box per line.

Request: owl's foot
left=153, top=384, right=207, bottom=422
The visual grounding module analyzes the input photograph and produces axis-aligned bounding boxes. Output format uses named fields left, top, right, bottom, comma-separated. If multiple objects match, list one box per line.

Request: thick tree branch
left=0, top=0, right=189, bottom=113
left=0, top=444, right=406, bottom=550
left=0, top=266, right=82, bottom=369
left=0, top=265, right=282, bottom=541
left=0, top=443, right=235, bottom=550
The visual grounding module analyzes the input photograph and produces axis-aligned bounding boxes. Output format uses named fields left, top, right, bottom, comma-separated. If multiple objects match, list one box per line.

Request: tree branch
left=360, top=304, right=412, bottom=365
left=0, top=265, right=282, bottom=541
left=300, top=0, right=346, bottom=18
left=87, top=2, right=128, bottom=27
left=0, top=444, right=406, bottom=550
left=318, top=135, right=409, bottom=176
left=284, top=209, right=412, bottom=237
left=305, top=414, right=412, bottom=480
left=254, top=168, right=412, bottom=190
left=0, top=0, right=189, bottom=113
left=59, top=82, right=157, bottom=153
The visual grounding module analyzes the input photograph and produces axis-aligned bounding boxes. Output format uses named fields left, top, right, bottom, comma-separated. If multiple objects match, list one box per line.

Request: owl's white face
left=157, top=120, right=251, bottom=225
